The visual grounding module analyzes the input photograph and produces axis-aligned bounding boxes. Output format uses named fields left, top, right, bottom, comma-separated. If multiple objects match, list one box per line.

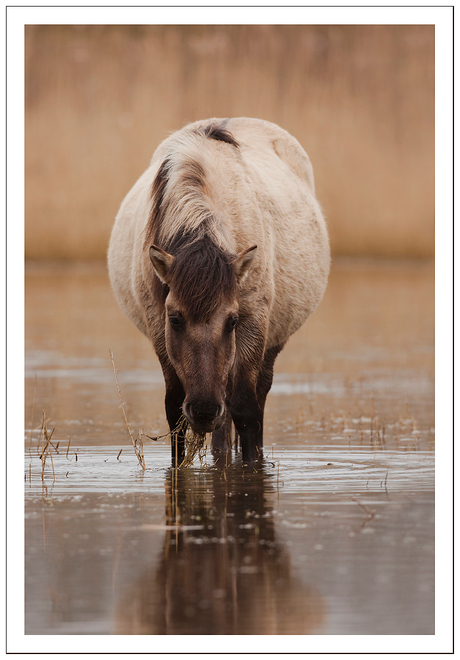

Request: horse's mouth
left=184, top=402, right=226, bottom=434
left=189, top=415, right=225, bottom=435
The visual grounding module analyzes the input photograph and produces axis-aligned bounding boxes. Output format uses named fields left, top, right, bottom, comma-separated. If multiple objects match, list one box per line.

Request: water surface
left=25, top=259, right=435, bottom=635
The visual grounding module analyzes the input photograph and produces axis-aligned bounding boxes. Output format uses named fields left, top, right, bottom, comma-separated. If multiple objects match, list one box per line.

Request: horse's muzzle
left=183, top=401, right=225, bottom=434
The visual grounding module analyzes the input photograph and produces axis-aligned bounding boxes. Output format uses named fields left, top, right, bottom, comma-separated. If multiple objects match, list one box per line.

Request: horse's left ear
left=233, top=245, right=257, bottom=282
left=149, top=245, right=175, bottom=283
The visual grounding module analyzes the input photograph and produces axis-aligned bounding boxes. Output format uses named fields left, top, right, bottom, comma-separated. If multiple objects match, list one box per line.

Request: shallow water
left=24, top=259, right=434, bottom=635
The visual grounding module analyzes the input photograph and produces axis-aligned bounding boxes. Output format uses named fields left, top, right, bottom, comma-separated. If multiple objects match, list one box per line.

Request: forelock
left=168, top=236, right=237, bottom=322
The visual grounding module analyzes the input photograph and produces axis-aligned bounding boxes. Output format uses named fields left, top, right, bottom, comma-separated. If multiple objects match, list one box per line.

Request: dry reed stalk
left=40, top=411, right=56, bottom=484
left=141, top=417, right=186, bottom=443
left=134, top=431, right=146, bottom=468
left=109, top=349, right=146, bottom=470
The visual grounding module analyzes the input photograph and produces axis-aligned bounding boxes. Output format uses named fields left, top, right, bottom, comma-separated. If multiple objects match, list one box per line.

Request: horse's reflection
left=115, top=463, right=325, bottom=634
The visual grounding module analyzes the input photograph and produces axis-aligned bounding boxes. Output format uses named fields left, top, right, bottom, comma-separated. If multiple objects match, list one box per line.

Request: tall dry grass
left=25, top=25, right=434, bottom=259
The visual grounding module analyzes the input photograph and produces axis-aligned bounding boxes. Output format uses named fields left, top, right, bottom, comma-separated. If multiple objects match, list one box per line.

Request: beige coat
left=108, top=117, right=330, bottom=351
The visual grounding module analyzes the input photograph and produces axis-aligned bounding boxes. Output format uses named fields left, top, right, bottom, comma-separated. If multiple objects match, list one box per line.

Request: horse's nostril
left=185, top=402, right=222, bottom=423
left=183, top=402, right=193, bottom=422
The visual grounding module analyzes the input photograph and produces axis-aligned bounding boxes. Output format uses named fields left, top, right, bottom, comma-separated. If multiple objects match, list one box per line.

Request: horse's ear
left=149, top=245, right=175, bottom=283
left=233, top=245, right=257, bottom=282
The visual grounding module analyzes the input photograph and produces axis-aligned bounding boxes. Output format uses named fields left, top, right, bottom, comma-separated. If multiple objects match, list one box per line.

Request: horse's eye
left=226, top=316, right=239, bottom=332
left=169, top=315, right=183, bottom=331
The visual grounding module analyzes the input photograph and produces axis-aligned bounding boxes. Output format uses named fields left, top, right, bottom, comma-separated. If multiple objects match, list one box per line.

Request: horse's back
left=152, top=117, right=316, bottom=194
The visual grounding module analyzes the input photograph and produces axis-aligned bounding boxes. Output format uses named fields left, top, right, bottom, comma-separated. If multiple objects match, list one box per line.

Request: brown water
left=25, top=259, right=434, bottom=635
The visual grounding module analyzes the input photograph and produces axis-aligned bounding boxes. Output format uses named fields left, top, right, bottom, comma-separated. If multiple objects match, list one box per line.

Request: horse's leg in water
left=161, top=365, right=186, bottom=466
left=234, top=427, right=239, bottom=451
left=230, top=372, right=263, bottom=463
left=211, top=411, right=233, bottom=463
left=230, top=344, right=284, bottom=462
left=211, top=375, right=234, bottom=456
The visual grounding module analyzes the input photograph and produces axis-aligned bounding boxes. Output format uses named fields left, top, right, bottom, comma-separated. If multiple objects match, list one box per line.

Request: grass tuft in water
left=144, top=415, right=207, bottom=468
left=180, top=425, right=207, bottom=469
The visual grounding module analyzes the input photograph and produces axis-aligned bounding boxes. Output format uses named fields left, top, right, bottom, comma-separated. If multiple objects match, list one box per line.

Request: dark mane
left=148, top=156, right=170, bottom=242
left=166, top=233, right=237, bottom=322
left=147, top=155, right=208, bottom=246
left=197, top=121, right=240, bottom=148
left=145, top=120, right=240, bottom=320
left=146, top=120, right=239, bottom=247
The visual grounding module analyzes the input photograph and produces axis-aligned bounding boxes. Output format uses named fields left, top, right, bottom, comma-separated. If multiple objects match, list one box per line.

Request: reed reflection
left=115, top=462, right=325, bottom=634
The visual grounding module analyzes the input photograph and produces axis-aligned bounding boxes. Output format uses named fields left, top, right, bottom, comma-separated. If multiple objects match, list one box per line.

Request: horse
left=108, top=117, right=330, bottom=464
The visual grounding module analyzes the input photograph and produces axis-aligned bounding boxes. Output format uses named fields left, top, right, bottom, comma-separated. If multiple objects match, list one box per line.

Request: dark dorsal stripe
left=197, top=121, right=239, bottom=148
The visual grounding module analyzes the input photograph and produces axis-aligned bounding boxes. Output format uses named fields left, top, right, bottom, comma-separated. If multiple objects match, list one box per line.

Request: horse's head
left=149, top=238, right=257, bottom=434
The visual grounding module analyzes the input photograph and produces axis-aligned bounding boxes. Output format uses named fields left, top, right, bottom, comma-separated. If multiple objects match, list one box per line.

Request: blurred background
left=25, top=24, right=434, bottom=261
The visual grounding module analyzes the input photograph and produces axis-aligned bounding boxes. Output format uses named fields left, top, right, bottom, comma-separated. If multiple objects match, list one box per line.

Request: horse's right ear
left=149, top=245, right=175, bottom=283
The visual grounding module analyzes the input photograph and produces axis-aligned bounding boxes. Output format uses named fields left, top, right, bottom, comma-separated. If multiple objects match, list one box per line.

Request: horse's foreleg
left=234, top=427, right=239, bottom=451
left=211, top=410, right=233, bottom=455
left=230, top=344, right=284, bottom=462
left=155, top=341, right=187, bottom=466
left=164, top=371, right=186, bottom=466
left=230, top=377, right=263, bottom=463
left=211, top=377, right=235, bottom=456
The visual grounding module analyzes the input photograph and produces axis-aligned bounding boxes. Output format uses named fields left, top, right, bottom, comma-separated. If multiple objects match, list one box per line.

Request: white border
left=7, top=4, right=453, bottom=655
left=5, top=5, right=447, bottom=26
